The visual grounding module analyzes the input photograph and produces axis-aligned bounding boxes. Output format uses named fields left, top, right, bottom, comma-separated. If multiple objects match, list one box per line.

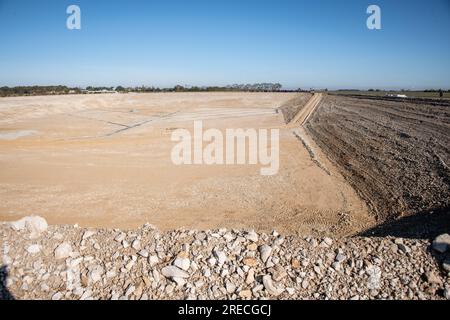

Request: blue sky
left=0, top=0, right=449, bottom=89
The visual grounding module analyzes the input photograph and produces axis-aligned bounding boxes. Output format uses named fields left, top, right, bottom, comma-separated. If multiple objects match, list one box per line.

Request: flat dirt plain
left=0, top=92, right=373, bottom=237
left=306, top=94, right=450, bottom=238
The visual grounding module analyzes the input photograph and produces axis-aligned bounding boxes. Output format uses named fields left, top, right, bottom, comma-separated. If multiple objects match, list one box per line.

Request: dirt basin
left=0, top=92, right=373, bottom=236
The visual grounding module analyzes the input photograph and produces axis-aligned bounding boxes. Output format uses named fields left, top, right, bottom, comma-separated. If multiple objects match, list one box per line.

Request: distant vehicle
left=386, top=94, right=408, bottom=98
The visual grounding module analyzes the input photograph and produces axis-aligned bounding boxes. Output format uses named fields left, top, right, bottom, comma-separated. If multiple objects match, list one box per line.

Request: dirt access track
left=0, top=92, right=374, bottom=236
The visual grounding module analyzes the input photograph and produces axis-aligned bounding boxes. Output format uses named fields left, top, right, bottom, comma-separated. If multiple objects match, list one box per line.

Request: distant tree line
left=3, top=85, right=448, bottom=97
left=115, top=83, right=284, bottom=93
left=0, top=83, right=288, bottom=97
left=85, top=86, right=115, bottom=91
left=0, top=86, right=82, bottom=97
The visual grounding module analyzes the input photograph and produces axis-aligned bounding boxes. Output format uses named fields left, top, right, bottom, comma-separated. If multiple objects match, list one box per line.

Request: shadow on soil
left=359, top=207, right=450, bottom=240
left=0, top=265, right=15, bottom=300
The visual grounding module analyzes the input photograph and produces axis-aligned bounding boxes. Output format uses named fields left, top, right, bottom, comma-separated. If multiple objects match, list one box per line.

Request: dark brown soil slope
left=306, top=95, right=450, bottom=224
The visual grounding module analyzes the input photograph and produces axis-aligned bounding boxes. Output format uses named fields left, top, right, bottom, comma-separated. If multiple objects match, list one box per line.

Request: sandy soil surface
left=306, top=94, right=450, bottom=227
left=0, top=92, right=373, bottom=236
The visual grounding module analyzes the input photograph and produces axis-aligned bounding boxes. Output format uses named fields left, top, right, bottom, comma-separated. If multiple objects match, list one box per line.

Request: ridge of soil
left=306, top=94, right=450, bottom=233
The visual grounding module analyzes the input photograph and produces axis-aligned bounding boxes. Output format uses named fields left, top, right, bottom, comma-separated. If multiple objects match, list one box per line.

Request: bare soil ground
left=306, top=94, right=450, bottom=231
left=2, top=93, right=450, bottom=301
left=0, top=93, right=373, bottom=237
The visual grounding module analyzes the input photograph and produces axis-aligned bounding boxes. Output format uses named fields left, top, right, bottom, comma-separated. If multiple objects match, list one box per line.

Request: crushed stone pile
left=1, top=216, right=449, bottom=300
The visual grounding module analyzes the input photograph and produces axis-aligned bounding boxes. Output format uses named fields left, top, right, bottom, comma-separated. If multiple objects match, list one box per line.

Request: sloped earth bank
left=306, top=95, right=450, bottom=237
left=279, top=93, right=313, bottom=123
left=1, top=220, right=449, bottom=300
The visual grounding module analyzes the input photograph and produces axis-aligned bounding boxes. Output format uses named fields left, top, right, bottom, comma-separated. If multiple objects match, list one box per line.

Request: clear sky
left=0, top=0, right=449, bottom=89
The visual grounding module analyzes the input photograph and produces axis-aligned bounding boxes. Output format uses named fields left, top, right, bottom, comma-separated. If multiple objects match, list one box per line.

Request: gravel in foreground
left=1, top=216, right=449, bottom=300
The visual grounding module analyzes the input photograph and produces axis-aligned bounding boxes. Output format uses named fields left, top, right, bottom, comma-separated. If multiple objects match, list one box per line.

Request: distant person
left=439, top=90, right=443, bottom=98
